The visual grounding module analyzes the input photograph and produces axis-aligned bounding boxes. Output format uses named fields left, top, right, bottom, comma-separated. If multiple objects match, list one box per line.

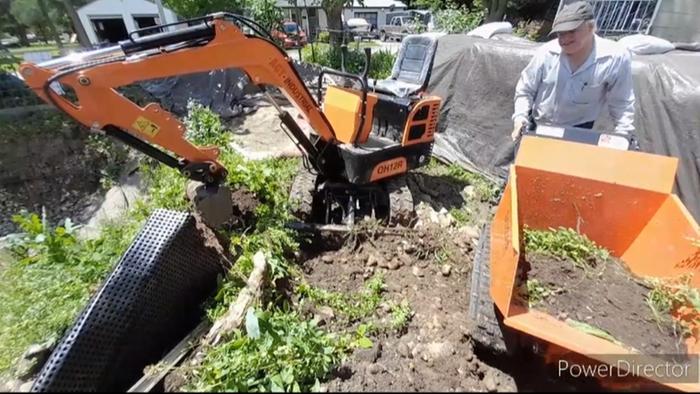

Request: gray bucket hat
left=550, top=1, right=595, bottom=35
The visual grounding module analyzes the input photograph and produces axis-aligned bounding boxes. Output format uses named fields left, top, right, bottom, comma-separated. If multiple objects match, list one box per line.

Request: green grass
left=523, top=226, right=610, bottom=270
left=0, top=214, right=140, bottom=374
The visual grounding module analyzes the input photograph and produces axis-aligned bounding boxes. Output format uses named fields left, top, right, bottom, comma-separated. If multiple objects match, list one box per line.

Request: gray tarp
left=427, top=34, right=700, bottom=221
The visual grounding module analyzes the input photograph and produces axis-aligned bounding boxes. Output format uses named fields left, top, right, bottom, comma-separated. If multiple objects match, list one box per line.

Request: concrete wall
left=649, top=0, right=700, bottom=42
left=77, top=0, right=179, bottom=45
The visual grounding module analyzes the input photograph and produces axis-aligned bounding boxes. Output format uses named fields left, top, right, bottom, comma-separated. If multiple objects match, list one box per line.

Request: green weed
left=296, top=273, right=386, bottom=323
left=645, top=274, right=700, bottom=338
left=185, top=308, right=344, bottom=392
left=523, top=226, right=610, bottom=270
left=389, top=299, right=413, bottom=333
left=524, top=279, right=562, bottom=308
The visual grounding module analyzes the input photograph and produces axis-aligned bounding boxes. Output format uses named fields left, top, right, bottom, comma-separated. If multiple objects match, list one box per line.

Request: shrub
left=317, top=31, right=330, bottom=43
left=433, top=3, right=485, bottom=33
left=301, top=44, right=396, bottom=80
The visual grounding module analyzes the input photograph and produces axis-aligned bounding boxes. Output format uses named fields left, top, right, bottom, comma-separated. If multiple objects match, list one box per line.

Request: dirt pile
left=524, top=251, right=692, bottom=359
left=295, top=213, right=516, bottom=392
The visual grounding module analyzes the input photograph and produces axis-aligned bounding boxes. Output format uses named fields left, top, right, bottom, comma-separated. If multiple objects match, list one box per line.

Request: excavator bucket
left=490, top=136, right=700, bottom=391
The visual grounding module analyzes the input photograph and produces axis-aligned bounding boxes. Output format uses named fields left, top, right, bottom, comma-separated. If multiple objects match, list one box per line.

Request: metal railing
left=557, top=0, right=663, bottom=36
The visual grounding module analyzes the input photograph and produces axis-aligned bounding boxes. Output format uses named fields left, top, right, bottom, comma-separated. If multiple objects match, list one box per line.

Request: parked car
left=271, top=20, right=308, bottom=49
left=380, top=15, right=426, bottom=41
left=344, top=18, right=375, bottom=40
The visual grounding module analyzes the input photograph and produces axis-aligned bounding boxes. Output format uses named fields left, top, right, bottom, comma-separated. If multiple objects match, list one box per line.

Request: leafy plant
left=186, top=308, right=345, bottom=392
left=185, top=101, right=232, bottom=147
left=645, top=274, right=700, bottom=338
left=524, top=279, right=562, bottom=307
left=296, top=272, right=386, bottom=322
left=249, top=0, right=284, bottom=33
left=433, top=2, right=484, bottom=34
left=524, top=226, right=610, bottom=270
left=389, top=299, right=413, bottom=333
left=301, top=44, right=396, bottom=79
left=317, top=31, right=330, bottom=43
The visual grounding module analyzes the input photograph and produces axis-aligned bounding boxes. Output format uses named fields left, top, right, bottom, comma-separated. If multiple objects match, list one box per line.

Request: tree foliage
left=163, top=0, right=246, bottom=19
left=249, top=0, right=283, bottom=33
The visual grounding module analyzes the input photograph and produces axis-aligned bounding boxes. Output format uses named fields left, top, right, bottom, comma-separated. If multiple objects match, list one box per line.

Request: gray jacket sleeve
left=606, top=50, right=636, bottom=134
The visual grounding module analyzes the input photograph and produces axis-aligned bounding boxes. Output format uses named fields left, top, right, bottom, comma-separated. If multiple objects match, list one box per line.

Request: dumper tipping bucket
left=490, top=136, right=700, bottom=391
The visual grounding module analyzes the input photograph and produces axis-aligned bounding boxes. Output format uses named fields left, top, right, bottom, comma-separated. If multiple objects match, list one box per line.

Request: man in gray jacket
left=511, top=1, right=635, bottom=140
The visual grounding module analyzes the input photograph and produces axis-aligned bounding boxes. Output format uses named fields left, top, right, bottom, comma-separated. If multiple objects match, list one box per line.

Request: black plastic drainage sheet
left=31, top=209, right=226, bottom=392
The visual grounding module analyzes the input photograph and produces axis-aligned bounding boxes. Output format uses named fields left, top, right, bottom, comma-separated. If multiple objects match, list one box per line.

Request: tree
left=249, top=0, right=283, bottom=32
left=10, top=0, right=64, bottom=46
left=163, top=0, right=247, bottom=19
left=321, top=0, right=354, bottom=46
left=0, top=0, right=30, bottom=46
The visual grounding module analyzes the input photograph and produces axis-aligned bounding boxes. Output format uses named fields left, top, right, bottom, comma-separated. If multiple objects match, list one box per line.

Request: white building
left=275, top=0, right=407, bottom=36
left=77, top=0, right=179, bottom=46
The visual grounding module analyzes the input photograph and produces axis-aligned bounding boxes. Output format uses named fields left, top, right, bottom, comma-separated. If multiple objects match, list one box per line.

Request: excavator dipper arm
left=19, top=13, right=337, bottom=184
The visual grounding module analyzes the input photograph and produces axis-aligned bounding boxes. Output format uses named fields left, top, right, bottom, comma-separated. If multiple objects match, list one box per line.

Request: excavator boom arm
left=19, top=14, right=336, bottom=183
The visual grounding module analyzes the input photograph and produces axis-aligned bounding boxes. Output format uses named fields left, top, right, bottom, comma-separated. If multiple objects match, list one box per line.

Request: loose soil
left=295, top=220, right=517, bottom=392
left=287, top=170, right=524, bottom=392
left=524, top=252, right=690, bottom=359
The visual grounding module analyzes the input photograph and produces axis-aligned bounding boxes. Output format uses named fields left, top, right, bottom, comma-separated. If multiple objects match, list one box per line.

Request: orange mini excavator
left=19, top=13, right=442, bottom=226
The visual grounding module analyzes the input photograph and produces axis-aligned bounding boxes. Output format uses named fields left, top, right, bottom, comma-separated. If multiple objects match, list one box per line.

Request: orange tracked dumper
left=469, top=134, right=700, bottom=391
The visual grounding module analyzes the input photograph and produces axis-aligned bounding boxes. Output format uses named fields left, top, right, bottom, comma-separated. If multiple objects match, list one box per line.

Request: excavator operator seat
left=371, top=34, right=438, bottom=98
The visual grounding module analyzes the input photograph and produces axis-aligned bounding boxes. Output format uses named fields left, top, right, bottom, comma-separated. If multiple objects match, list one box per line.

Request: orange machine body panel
left=401, top=96, right=441, bottom=147
left=322, top=86, right=377, bottom=144
left=489, top=136, right=700, bottom=391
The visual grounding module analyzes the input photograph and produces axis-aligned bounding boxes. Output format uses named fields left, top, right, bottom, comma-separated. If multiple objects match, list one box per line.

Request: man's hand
left=511, top=118, right=527, bottom=141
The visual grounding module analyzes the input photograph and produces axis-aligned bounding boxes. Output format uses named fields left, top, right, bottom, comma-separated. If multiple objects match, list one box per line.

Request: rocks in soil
left=14, top=338, right=56, bottom=380
left=441, top=265, right=452, bottom=276
left=366, top=254, right=380, bottom=267
left=412, top=266, right=423, bottom=278
left=367, top=363, right=385, bottom=375
left=463, top=225, right=480, bottom=240
left=462, top=185, right=476, bottom=199
left=333, top=364, right=354, bottom=380
left=355, top=342, right=382, bottom=363
left=387, top=258, right=402, bottom=270
left=482, top=370, right=499, bottom=392
left=314, top=306, right=335, bottom=326
left=397, top=342, right=411, bottom=358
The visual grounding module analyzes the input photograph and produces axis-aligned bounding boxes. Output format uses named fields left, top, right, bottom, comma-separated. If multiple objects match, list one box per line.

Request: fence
left=557, top=0, right=663, bottom=36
